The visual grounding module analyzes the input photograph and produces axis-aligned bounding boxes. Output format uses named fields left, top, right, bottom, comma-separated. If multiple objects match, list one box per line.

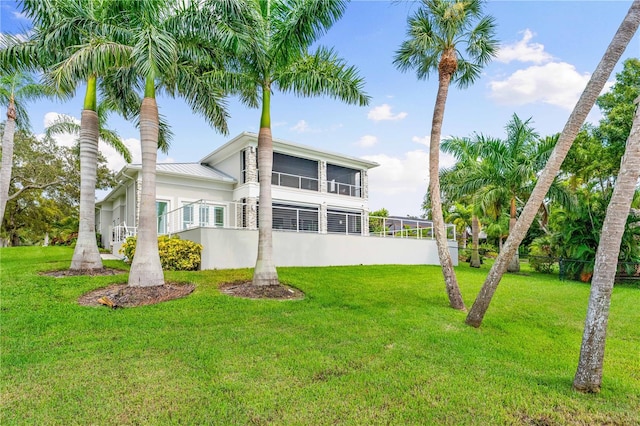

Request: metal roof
left=129, top=162, right=236, bottom=183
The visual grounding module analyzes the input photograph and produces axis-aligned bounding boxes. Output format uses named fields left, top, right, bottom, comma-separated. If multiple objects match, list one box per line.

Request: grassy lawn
left=1, top=247, right=638, bottom=425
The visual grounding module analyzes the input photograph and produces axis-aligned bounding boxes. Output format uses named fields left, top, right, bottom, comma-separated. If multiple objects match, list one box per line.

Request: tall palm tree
left=573, top=96, right=640, bottom=393
left=103, top=0, right=239, bottom=287
left=0, top=71, right=54, bottom=223
left=394, top=0, right=498, bottom=310
left=231, top=0, right=369, bottom=287
left=18, top=0, right=135, bottom=272
left=466, top=0, right=640, bottom=328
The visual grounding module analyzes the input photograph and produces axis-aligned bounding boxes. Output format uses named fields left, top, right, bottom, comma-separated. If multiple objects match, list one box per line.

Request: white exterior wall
left=212, top=151, right=242, bottom=180
left=178, top=227, right=457, bottom=270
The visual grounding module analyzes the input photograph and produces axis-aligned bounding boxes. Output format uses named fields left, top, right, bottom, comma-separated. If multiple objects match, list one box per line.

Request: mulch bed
left=78, top=283, right=195, bottom=308
left=220, top=281, right=304, bottom=300
left=42, top=267, right=126, bottom=278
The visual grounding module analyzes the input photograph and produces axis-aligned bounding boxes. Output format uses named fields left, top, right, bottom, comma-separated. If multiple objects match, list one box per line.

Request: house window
left=241, top=149, right=247, bottom=183
left=182, top=203, right=194, bottom=230
left=272, top=203, right=318, bottom=232
left=199, top=204, right=224, bottom=227
left=199, top=204, right=210, bottom=227
left=327, top=164, right=361, bottom=197
left=214, top=206, right=224, bottom=227
left=327, top=209, right=362, bottom=235
left=156, top=201, right=168, bottom=234
left=272, top=152, right=319, bottom=191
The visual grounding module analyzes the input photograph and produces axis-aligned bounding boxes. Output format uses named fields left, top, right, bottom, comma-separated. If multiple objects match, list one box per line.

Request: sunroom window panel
left=272, top=152, right=319, bottom=191
left=327, top=164, right=361, bottom=197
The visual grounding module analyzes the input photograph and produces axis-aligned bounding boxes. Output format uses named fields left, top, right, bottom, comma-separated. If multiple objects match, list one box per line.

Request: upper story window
left=272, top=152, right=319, bottom=191
left=327, top=164, right=361, bottom=197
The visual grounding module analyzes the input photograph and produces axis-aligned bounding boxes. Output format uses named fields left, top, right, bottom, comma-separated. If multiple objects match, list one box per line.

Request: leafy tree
left=394, top=0, right=498, bottom=310
left=369, top=207, right=390, bottom=236
left=230, top=0, right=369, bottom=287
left=1, top=129, right=114, bottom=246
left=466, top=2, right=640, bottom=328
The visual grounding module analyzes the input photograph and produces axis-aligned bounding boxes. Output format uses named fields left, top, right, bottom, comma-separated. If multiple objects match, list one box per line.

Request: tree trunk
left=573, top=96, right=640, bottom=393
left=470, top=214, right=481, bottom=268
left=70, top=109, right=103, bottom=272
left=430, top=50, right=466, bottom=311
left=0, top=99, right=17, bottom=223
left=128, top=97, right=164, bottom=287
left=465, top=1, right=640, bottom=328
left=252, top=85, right=279, bottom=286
left=506, top=198, right=520, bottom=272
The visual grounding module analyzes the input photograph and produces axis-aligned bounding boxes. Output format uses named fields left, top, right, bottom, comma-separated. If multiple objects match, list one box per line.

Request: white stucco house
left=96, top=132, right=457, bottom=269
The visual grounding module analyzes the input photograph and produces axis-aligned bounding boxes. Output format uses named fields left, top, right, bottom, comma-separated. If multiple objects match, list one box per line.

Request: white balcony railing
left=271, top=171, right=319, bottom=191
left=111, top=200, right=456, bottom=242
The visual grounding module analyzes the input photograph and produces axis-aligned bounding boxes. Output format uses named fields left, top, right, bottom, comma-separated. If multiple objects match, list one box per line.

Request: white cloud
left=496, top=29, right=554, bottom=64
left=367, top=104, right=408, bottom=121
left=100, top=137, right=141, bottom=172
left=412, top=135, right=430, bottom=147
left=363, top=150, right=429, bottom=196
left=356, top=135, right=378, bottom=148
left=363, top=148, right=457, bottom=216
left=489, top=62, right=591, bottom=110
left=290, top=120, right=309, bottom=133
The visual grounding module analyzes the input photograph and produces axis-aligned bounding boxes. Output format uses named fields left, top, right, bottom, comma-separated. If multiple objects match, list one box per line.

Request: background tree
left=1, top=129, right=114, bottom=246
left=573, top=96, right=640, bottom=393
left=0, top=70, right=54, bottom=223
left=394, top=0, right=498, bottom=310
left=466, top=1, right=640, bottom=328
left=230, top=0, right=369, bottom=287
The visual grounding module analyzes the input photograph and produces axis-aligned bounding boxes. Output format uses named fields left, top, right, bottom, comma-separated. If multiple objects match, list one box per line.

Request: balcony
left=271, top=171, right=319, bottom=191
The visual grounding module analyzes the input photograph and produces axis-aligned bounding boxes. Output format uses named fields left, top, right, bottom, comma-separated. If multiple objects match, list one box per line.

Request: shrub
left=120, top=235, right=203, bottom=271
left=529, top=236, right=556, bottom=274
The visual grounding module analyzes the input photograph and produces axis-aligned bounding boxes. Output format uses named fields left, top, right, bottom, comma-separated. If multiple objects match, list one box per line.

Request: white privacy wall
left=177, top=228, right=458, bottom=270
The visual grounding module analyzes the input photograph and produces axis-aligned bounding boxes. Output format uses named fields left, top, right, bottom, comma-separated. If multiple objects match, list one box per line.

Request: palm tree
left=394, top=0, right=498, bottom=310
left=230, top=0, right=369, bottom=287
left=445, top=203, right=472, bottom=249
left=17, top=0, right=135, bottom=272
left=467, top=115, right=547, bottom=272
left=101, top=0, right=239, bottom=287
left=0, top=71, right=54, bottom=223
left=441, top=134, right=484, bottom=267
left=465, top=0, right=640, bottom=328
left=573, top=97, right=640, bottom=393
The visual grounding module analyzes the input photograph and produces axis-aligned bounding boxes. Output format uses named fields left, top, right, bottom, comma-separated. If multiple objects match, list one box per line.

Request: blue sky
left=2, top=0, right=639, bottom=216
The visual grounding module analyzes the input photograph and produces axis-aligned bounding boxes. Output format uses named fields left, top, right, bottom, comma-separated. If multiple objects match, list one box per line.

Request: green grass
left=1, top=247, right=638, bottom=425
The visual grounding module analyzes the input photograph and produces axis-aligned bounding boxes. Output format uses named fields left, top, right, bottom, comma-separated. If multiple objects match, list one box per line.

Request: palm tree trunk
left=128, top=96, right=164, bottom=287
left=431, top=52, right=465, bottom=311
left=573, top=96, right=640, bottom=393
left=70, top=108, right=103, bottom=271
left=465, top=1, right=640, bottom=328
left=0, top=100, right=17, bottom=223
left=470, top=214, right=481, bottom=268
left=253, top=84, right=279, bottom=286
left=507, top=198, right=520, bottom=272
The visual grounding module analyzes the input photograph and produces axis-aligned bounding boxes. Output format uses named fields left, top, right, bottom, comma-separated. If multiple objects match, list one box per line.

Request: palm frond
left=277, top=46, right=369, bottom=106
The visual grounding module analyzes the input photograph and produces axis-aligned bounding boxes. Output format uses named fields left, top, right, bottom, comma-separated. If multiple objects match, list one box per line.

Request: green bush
left=529, top=236, right=556, bottom=274
left=120, top=235, right=203, bottom=271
